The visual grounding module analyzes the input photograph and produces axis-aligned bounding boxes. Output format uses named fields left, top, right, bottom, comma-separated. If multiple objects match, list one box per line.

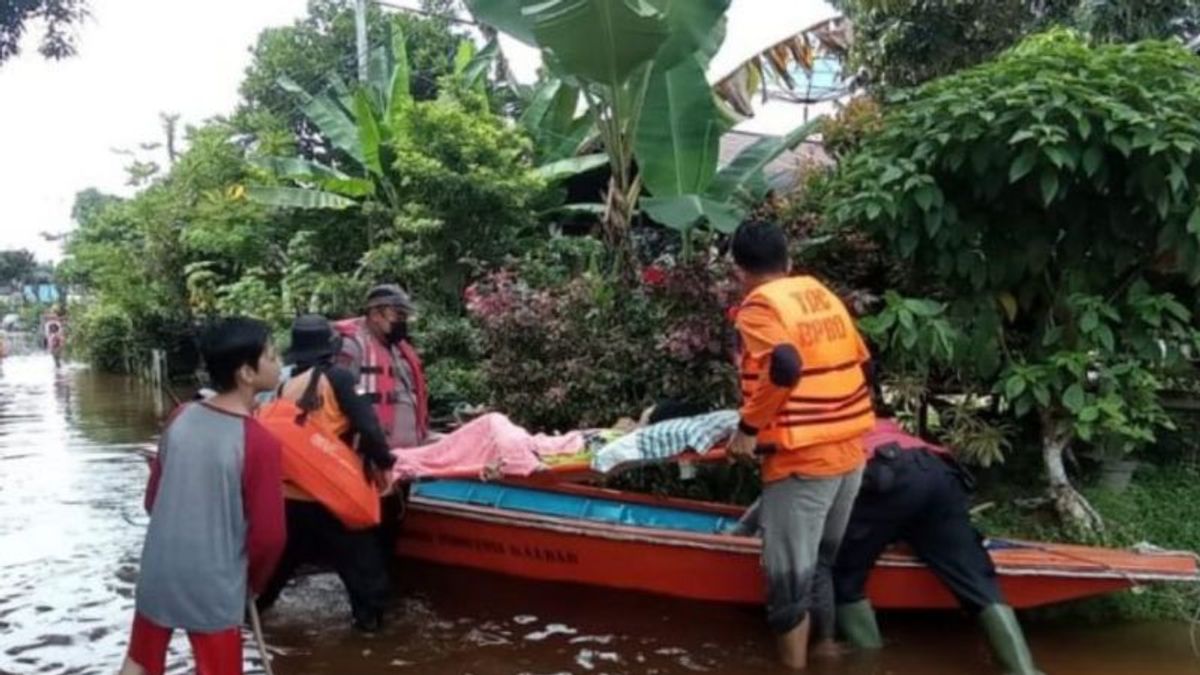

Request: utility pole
left=355, top=0, right=369, bottom=82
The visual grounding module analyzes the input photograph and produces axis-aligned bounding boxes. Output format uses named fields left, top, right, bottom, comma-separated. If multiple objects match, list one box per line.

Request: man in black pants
left=833, top=416, right=1039, bottom=674
left=257, top=315, right=397, bottom=632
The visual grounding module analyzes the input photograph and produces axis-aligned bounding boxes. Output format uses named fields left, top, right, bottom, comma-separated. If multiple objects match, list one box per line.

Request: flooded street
left=1, top=353, right=1198, bottom=674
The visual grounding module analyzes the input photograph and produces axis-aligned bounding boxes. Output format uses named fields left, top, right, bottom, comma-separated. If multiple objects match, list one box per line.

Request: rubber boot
left=836, top=600, right=883, bottom=649
left=979, top=604, right=1039, bottom=675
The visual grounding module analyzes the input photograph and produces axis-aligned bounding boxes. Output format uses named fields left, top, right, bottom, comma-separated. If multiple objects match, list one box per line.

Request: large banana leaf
left=641, top=193, right=743, bottom=234
left=524, top=0, right=669, bottom=87
left=388, top=23, right=411, bottom=118
left=324, top=72, right=356, bottom=114
left=520, top=77, right=592, bottom=162
left=635, top=56, right=723, bottom=197
left=250, top=157, right=374, bottom=198
left=251, top=156, right=353, bottom=182
left=319, top=178, right=375, bottom=198
left=644, top=0, right=730, bottom=69
left=546, top=116, right=597, bottom=162
left=278, top=76, right=366, bottom=168
left=518, top=78, right=570, bottom=133
left=354, top=90, right=384, bottom=177
left=534, top=153, right=609, bottom=182
left=247, top=186, right=358, bottom=210
left=367, top=45, right=391, bottom=112
left=545, top=78, right=581, bottom=133
left=706, top=117, right=823, bottom=201
left=466, top=0, right=537, bottom=45
left=454, top=38, right=499, bottom=89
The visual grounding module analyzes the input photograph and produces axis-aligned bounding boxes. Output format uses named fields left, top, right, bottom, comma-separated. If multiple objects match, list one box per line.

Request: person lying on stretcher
left=388, top=401, right=741, bottom=482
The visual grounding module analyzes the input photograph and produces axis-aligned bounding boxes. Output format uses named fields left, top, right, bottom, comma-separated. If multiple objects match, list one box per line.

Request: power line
left=371, top=0, right=479, bottom=26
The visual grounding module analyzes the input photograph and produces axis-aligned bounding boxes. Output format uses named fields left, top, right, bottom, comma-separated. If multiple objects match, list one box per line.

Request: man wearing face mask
left=335, top=284, right=430, bottom=449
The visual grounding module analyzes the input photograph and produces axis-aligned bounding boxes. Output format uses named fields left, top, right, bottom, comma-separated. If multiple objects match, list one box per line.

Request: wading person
left=834, top=414, right=1039, bottom=674
left=47, top=322, right=64, bottom=368
left=256, top=315, right=397, bottom=632
left=120, top=318, right=285, bottom=675
left=334, top=284, right=430, bottom=578
left=335, top=284, right=429, bottom=449
left=725, top=220, right=875, bottom=670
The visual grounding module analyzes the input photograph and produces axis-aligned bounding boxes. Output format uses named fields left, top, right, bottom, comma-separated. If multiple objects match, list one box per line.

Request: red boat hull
left=397, top=486, right=1198, bottom=610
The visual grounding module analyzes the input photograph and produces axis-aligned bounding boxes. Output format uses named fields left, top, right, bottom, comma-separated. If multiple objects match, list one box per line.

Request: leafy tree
left=830, top=0, right=1043, bottom=90
left=831, top=31, right=1200, bottom=529
left=0, top=249, right=38, bottom=289
left=62, top=118, right=306, bottom=370
left=70, top=188, right=121, bottom=226
left=831, top=0, right=1200, bottom=92
left=1, top=0, right=87, bottom=64
left=1076, top=0, right=1200, bottom=43
left=238, top=0, right=466, bottom=157
left=248, top=28, right=552, bottom=303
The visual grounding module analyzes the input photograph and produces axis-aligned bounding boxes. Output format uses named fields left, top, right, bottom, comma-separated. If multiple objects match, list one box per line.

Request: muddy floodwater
left=1, top=354, right=1197, bottom=674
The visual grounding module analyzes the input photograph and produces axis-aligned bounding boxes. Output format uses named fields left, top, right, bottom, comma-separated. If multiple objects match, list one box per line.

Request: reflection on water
left=0, top=354, right=1197, bottom=674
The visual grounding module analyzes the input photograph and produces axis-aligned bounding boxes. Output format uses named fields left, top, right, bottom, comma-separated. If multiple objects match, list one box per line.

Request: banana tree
left=467, top=0, right=733, bottom=270
left=468, top=0, right=823, bottom=267
left=248, top=24, right=501, bottom=238
left=247, top=24, right=412, bottom=229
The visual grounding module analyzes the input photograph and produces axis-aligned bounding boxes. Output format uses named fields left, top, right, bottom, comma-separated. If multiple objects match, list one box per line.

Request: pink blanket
left=390, top=412, right=585, bottom=481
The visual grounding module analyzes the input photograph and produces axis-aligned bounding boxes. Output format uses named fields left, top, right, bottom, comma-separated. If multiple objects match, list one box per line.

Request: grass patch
left=975, top=462, right=1200, bottom=622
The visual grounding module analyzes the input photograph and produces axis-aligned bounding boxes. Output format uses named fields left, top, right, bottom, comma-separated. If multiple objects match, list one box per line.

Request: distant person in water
left=46, top=322, right=64, bottom=367
left=120, top=317, right=285, bottom=675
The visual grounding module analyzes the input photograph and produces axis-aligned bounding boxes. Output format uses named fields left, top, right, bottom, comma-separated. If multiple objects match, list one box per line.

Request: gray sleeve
left=336, top=337, right=364, bottom=382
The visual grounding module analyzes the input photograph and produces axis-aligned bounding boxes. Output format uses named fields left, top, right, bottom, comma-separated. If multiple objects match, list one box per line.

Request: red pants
left=126, top=612, right=243, bottom=675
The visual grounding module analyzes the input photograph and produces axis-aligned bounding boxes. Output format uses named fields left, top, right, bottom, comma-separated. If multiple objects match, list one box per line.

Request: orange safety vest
left=256, top=369, right=381, bottom=529
left=739, top=276, right=875, bottom=454
left=334, top=318, right=429, bottom=443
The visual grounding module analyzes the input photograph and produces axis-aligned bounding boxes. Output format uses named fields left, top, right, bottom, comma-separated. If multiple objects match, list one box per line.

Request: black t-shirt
left=295, top=364, right=396, bottom=472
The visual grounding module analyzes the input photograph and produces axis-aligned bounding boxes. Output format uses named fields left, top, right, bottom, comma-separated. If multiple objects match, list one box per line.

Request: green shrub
left=74, top=303, right=135, bottom=372
left=466, top=251, right=738, bottom=431
left=977, top=462, right=1200, bottom=621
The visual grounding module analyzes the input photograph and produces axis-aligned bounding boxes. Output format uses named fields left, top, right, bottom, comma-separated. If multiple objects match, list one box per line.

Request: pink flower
left=641, top=266, right=667, bottom=286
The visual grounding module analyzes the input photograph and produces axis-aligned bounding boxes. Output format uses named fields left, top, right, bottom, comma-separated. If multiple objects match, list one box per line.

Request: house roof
left=717, top=130, right=831, bottom=193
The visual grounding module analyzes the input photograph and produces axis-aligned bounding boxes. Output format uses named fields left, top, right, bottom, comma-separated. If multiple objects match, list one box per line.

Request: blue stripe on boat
left=412, top=480, right=738, bottom=535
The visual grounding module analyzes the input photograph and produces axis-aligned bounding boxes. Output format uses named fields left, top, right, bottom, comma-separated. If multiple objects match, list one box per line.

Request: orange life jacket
left=256, top=369, right=381, bottom=529
left=334, top=318, right=429, bottom=442
left=739, top=276, right=875, bottom=452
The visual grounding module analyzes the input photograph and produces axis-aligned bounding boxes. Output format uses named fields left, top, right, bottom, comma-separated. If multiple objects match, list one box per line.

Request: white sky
left=0, top=0, right=312, bottom=262
left=0, top=0, right=835, bottom=263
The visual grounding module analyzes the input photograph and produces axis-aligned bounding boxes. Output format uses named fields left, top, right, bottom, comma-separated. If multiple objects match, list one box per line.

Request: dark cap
left=285, top=314, right=342, bottom=364
left=365, top=284, right=415, bottom=313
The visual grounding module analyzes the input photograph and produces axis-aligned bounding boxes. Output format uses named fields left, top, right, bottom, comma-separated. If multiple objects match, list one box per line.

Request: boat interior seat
left=413, top=480, right=740, bottom=535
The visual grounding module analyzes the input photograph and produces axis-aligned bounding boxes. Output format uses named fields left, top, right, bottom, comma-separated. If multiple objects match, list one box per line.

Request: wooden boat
left=396, top=479, right=1199, bottom=610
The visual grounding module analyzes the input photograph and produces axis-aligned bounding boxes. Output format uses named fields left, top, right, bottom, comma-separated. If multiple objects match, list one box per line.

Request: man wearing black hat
left=334, top=284, right=431, bottom=449
left=257, top=315, right=396, bottom=632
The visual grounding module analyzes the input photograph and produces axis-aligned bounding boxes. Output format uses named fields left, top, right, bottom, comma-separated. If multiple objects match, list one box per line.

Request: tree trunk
left=1041, top=411, right=1104, bottom=532
left=601, top=176, right=639, bottom=281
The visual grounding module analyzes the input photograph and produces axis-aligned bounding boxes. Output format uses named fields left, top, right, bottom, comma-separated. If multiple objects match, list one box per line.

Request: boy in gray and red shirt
left=121, top=318, right=285, bottom=675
